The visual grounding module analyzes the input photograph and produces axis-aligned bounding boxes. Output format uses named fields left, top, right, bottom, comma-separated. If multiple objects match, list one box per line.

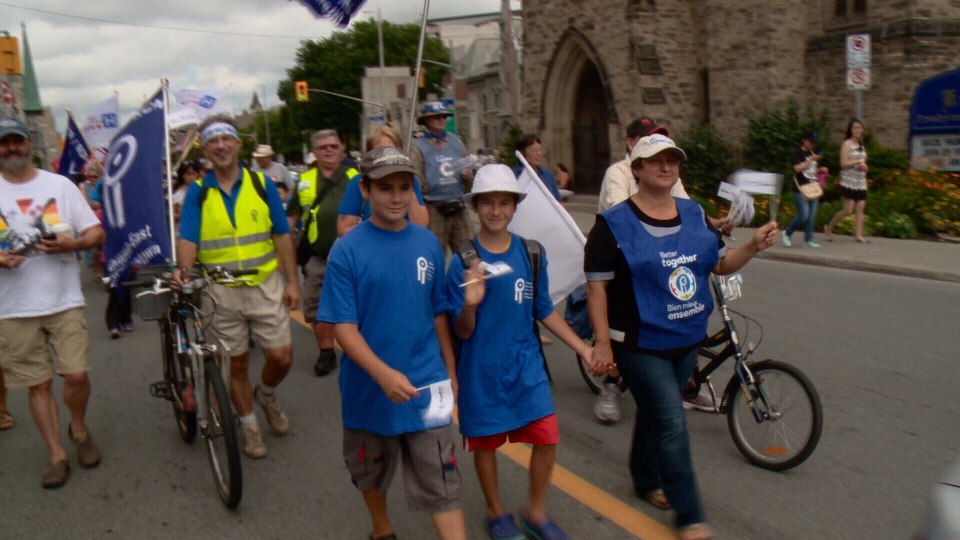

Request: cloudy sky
left=0, top=0, right=513, bottom=134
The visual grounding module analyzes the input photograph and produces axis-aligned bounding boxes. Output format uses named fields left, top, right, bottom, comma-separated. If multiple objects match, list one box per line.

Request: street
left=2, top=260, right=959, bottom=540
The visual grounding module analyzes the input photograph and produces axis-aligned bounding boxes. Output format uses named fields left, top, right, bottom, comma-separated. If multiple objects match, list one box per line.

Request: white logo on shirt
left=417, top=257, right=429, bottom=284
left=514, top=278, right=526, bottom=304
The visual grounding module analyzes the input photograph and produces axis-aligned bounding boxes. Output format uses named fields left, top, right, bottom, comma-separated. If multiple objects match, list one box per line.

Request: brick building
left=521, top=0, right=960, bottom=193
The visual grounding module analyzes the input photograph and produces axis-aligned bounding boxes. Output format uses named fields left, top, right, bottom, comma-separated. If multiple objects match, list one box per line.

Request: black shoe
left=314, top=349, right=337, bottom=377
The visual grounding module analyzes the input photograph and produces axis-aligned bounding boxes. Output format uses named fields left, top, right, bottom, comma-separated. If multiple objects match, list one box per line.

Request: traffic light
left=295, top=81, right=309, bottom=102
left=418, top=68, right=427, bottom=89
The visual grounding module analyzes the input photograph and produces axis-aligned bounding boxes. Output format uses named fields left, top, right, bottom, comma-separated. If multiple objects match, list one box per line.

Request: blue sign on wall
left=909, top=67, right=960, bottom=171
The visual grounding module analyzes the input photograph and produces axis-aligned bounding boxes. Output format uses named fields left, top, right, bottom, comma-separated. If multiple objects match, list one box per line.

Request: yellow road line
left=289, top=310, right=676, bottom=540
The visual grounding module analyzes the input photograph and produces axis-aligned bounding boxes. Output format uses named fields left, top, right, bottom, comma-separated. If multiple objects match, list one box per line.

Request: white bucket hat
left=252, top=144, right=275, bottom=158
left=464, top=163, right=527, bottom=204
left=630, top=134, right=687, bottom=165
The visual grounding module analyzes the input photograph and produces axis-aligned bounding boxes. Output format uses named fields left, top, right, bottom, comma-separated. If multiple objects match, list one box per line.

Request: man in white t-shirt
left=250, top=144, right=293, bottom=191
left=0, top=117, right=106, bottom=489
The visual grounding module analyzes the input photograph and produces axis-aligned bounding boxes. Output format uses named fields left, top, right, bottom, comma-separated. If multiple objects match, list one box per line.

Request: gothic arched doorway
left=540, top=28, right=618, bottom=195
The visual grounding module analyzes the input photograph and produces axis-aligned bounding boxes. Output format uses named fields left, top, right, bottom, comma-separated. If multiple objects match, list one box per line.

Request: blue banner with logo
left=102, top=87, right=171, bottom=283
left=297, top=0, right=369, bottom=27
left=57, top=112, right=90, bottom=183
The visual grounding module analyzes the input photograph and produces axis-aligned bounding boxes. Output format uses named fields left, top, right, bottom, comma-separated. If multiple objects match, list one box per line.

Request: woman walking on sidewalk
left=783, top=132, right=828, bottom=249
left=825, top=119, right=870, bottom=243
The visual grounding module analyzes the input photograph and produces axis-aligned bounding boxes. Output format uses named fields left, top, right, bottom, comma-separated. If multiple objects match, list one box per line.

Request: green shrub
left=742, top=100, right=830, bottom=183
left=678, top=126, right=732, bottom=198
left=879, top=212, right=918, bottom=239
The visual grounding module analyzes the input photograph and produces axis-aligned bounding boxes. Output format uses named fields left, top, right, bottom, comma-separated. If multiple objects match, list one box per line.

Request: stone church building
left=520, top=0, right=960, bottom=193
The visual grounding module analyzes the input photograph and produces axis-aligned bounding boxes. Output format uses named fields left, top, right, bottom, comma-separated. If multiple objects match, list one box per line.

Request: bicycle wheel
left=203, top=356, right=242, bottom=508
left=162, top=320, right=196, bottom=443
left=726, top=360, right=823, bottom=471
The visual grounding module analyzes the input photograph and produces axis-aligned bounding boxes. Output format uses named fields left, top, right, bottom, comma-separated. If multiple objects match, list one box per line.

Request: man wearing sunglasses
left=286, top=129, right=360, bottom=377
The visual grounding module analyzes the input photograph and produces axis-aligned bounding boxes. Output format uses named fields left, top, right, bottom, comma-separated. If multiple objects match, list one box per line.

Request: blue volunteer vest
left=413, top=134, right=465, bottom=202
left=601, top=198, right=719, bottom=350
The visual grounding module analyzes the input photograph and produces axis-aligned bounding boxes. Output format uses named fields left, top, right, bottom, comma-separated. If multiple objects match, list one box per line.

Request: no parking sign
left=846, top=34, right=871, bottom=90
left=847, top=68, right=871, bottom=90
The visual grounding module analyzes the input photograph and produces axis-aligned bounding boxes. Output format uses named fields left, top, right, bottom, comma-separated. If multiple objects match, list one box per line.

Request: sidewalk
left=564, top=194, right=960, bottom=284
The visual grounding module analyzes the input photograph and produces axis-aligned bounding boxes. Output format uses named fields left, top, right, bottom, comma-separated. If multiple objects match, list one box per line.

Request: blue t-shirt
left=317, top=221, right=451, bottom=436
left=514, top=165, right=562, bottom=203
left=337, top=175, right=426, bottom=221
left=179, top=169, right=290, bottom=244
left=445, top=234, right=555, bottom=437
left=89, top=178, right=104, bottom=204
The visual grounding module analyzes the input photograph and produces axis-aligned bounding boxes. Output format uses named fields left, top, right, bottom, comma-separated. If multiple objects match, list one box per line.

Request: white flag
left=81, top=94, right=120, bottom=149
left=509, top=152, right=587, bottom=304
left=172, top=87, right=231, bottom=120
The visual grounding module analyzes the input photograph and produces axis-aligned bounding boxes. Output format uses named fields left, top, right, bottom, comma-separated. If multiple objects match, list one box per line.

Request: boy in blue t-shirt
left=317, top=146, right=466, bottom=540
left=445, top=164, right=595, bottom=540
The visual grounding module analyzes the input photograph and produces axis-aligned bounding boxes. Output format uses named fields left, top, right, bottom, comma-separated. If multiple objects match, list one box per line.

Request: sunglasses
left=315, top=144, right=340, bottom=151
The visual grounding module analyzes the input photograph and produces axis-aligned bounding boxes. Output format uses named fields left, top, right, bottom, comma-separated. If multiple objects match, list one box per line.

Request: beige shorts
left=343, top=424, right=461, bottom=513
left=301, top=255, right=327, bottom=324
left=426, top=204, right=473, bottom=254
left=0, top=308, right=90, bottom=388
left=204, top=270, right=291, bottom=356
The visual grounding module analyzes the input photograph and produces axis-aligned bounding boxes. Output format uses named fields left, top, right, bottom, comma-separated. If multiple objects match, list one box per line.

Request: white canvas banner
left=81, top=94, right=120, bottom=149
left=509, top=152, right=587, bottom=304
left=172, top=87, right=231, bottom=120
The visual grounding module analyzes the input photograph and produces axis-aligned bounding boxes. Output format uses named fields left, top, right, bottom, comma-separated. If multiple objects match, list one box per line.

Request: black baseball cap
left=627, top=116, right=668, bottom=139
left=802, top=131, right=818, bottom=141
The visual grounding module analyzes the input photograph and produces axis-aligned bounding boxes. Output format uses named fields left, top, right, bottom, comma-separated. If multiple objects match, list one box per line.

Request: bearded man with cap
left=175, top=114, right=300, bottom=459
left=0, top=116, right=106, bottom=488
left=250, top=144, right=293, bottom=191
left=410, top=101, right=474, bottom=253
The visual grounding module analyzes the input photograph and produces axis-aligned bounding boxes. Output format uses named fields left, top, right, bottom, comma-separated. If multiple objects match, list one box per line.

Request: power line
left=0, top=2, right=321, bottom=39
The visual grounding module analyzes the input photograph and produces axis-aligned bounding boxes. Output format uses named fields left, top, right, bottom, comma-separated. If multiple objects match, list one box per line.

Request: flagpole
left=162, top=78, right=178, bottom=265
left=405, top=0, right=431, bottom=151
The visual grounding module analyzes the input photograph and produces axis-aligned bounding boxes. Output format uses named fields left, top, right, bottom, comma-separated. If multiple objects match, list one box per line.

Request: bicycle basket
left=134, top=289, right=173, bottom=321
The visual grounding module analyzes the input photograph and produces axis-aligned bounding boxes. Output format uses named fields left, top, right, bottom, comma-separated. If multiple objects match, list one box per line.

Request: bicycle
left=125, top=265, right=256, bottom=508
left=576, top=274, right=823, bottom=471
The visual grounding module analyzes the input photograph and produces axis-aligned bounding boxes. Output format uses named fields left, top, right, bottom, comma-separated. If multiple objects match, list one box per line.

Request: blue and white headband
left=200, top=122, right=240, bottom=145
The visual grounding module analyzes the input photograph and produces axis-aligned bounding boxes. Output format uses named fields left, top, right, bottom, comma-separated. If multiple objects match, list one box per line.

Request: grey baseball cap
left=0, top=117, right=30, bottom=140
left=360, top=146, right=417, bottom=180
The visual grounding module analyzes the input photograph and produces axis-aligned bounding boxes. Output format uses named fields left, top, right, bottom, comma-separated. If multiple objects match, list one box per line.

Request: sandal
left=0, top=410, right=14, bottom=431
left=824, top=225, right=834, bottom=242
left=855, top=237, right=871, bottom=244
left=520, top=514, right=569, bottom=540
left=678, top=523, right=713, bottom=540
left=644, top=488, right=671, bottom=510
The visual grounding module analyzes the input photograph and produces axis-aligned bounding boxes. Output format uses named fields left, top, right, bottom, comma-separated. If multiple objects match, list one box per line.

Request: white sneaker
left=682, top=387, right=715, bottom=412
left=594, top=383, right=622, bottom=424
left=242, top=423, right=268, bottom=459
left=254, top=384, right=289, bottom=435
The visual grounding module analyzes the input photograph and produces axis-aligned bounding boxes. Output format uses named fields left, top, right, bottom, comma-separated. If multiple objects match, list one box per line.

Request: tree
left=278, top=20, right=449, bottom=150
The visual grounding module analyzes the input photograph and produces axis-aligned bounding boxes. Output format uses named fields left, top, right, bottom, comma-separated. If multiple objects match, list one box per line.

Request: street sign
left=847, top=68, right=871, bottom=90
left=846, top=34, right=871, bottom=68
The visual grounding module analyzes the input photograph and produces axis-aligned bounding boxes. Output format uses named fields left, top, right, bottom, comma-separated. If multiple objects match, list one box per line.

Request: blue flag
left=102, top=88, right=171, bottom=283
left=297, top=0, right=369, bottom=27
left=57, top=113, right=90, bottom=183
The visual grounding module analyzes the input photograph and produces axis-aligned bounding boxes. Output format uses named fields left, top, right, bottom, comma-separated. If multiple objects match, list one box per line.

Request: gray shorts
left=301, top=255, right=327, bottom=324
left=343, top=424, right=461, bottom=513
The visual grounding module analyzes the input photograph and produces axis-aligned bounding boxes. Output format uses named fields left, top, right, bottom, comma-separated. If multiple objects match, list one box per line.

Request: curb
left=754, top=250, right=960, bottom=284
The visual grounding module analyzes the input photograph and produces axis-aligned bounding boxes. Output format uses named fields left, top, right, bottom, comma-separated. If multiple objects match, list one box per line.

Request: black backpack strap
left=519, top=237, right=551, bottom=383
left=199, top=169, right=268, bottom=207
left=455, top=239, right=479, bottom=270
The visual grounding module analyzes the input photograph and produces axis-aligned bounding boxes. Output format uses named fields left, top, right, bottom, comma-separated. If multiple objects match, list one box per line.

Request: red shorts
left=465, top=414, right=560, bottom=452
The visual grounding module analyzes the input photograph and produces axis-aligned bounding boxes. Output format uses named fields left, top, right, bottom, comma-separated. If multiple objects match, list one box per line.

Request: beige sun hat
left=252, top=144, right=274, bottom=158
left=464, top=163, right=527, bottom=204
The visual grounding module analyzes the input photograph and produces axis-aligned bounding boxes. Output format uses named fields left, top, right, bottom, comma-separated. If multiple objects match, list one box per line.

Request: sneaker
left=781, top=231, right=792, bottom=247
left=594, top=383, right=622, bottom=424
left=484, top=513, right=526, bottom=540
left=241, top=423, right=268, bottom=459
left=109, top=328, right=120, bottom=339
left=254, top=384, right=289, bottom=435
left=682, top=387, right=715, bottom=412
left=121, top=323, right=134, bottom=332
left=314, top=349, right=338, bottom=377
left=804, top=241, right=821, bottom=248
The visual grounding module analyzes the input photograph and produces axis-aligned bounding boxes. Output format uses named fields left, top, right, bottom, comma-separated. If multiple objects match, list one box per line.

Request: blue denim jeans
left=613, top=344, right=705, bottom=527
left=785, top=191, right=819, bottom=242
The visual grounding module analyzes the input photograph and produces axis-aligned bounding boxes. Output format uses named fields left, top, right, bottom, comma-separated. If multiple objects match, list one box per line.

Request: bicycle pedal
left=149, top=381, right=173, bottom=400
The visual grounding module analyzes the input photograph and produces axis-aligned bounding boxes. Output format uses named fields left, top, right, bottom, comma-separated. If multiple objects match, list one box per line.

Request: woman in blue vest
left=584, top=135, right=777, bottom=540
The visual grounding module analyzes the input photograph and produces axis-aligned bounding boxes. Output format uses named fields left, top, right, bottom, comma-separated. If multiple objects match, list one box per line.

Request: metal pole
left=263, top=83, right=271, bottom=146
left=378, top=7, right=385, bottom=116
left=161, top=79, right=178, bottom=264
left=405, top=0, right=431, bottom=151
left=855, top=90, right=863, bottom=121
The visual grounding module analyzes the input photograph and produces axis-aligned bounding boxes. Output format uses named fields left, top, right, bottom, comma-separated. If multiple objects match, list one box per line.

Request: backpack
left=455, top=237, right=553, bottom=383
left=199, top=169, right=268, bottom=207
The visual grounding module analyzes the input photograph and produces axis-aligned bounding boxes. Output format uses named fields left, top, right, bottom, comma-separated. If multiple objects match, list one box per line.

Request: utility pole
left=501, top=0, right=521, bottom=127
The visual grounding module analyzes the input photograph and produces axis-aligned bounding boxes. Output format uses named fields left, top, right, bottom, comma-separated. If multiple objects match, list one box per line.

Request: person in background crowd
left=513, top=135, right=562, bottom=203
left=410, top=101, right=474, bottom=254
left=783, top=132, right=827, bottom=249
left=0, top=116, right=106, bottom=488
left=286, top=129, right=359, bottom=377
left=172, top=160, right=201, bottom=227
left=250, top=144, right=293, bottom=191
left=585, top=134, right=777, bottom=540
left=81, top=160, right=105, bottom=279
left=824, top=119, right=870, bottom=243
left=337, top=125, right=429, bottom=236
left=555, top=163, right=572, bottom=190
left=317, top=146, right=467, bottom=540
left=175, top=115, right=299, bottom=459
